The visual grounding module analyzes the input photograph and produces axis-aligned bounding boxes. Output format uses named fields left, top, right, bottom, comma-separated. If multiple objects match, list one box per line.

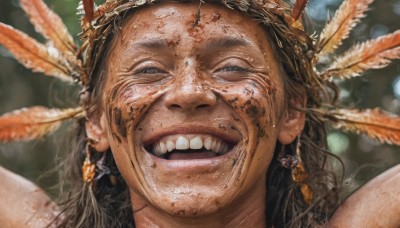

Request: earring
left=95, top=152, right=110, bottom=181
left=82, top=138, right=96, bottom=185
left=278, top=136, right=313, bottom=204
left=82, top=137, right=114, bottom=187
left=292, top=135, right=313, bottom=204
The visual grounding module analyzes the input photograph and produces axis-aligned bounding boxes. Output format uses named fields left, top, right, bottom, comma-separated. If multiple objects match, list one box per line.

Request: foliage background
left=0, top=0, right=399, bottom=198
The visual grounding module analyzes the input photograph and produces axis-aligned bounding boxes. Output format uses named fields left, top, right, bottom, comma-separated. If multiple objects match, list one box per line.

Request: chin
left=128, top=129, right=247, bottom=215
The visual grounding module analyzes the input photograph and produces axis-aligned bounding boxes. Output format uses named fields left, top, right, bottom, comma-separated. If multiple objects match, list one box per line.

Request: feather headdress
left=0, top=0, right=399, bottom=159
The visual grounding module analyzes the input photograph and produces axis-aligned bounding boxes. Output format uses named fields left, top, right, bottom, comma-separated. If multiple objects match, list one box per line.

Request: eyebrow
left=205, top=37, right=253, bottom=49
left=130, top=38, right=169, bottom=50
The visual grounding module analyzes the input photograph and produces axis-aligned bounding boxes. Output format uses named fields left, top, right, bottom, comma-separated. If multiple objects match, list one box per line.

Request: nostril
left=170, top=104, right=181, bottom=109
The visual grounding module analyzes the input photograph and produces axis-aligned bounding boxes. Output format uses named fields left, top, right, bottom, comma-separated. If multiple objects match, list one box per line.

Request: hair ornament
left=0, top=107, right=82, bottom=142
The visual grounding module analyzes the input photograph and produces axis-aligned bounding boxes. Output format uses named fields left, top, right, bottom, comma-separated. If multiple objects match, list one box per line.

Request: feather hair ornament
left=0, top=23, right=74, bottom=82
left=322, top=108, right=400, bottom=146
left=315, top=0, right=374, bottom=61
left=19, top=0, right=77, bottom=55
left=0, top=0, right=84, bottom=142
left=320, top=30, right=400, bottom=80
left=0, top=107, right=83, bottom=143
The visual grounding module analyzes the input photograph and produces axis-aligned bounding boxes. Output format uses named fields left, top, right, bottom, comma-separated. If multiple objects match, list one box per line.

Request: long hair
left=58, top=1, right=342, bottom=227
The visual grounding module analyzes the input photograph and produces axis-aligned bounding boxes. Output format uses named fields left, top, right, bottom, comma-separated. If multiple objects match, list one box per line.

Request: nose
left=164, top=74, right=216, bottom=112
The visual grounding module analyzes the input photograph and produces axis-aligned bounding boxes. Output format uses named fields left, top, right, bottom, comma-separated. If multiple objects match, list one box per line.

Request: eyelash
left=136, top=67, right=166, bottom=74
left=219, top=65, right=248, bottom=72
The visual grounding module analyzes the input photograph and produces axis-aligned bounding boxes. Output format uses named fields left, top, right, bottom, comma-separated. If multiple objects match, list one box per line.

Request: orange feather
left=316, top=0, right=374, bottom=60
left=0, top=107, right=83, bottom=143
left=326, top=108, right=400, bottom=146
left=0, top=23, right=73, bottom=82
left=321, top=30, right=400, bottom=80
left=19, top=0, right=76, bottom=55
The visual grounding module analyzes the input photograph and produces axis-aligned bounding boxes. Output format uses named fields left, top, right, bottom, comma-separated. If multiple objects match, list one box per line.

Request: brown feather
left=19, top=0, right=76, bottom=54
left=325, top=108, right=400, bottom=146
left=316, top=0, right=374, bottom=60
left=291, top=0, right=308, bottom=21
left=0, top=23, right=73, bottom=81
left=321, top=30, right=400, bottom=80
left=0, top=107, right=83, bottom=143
left=83, top=0, right=95, bottom=22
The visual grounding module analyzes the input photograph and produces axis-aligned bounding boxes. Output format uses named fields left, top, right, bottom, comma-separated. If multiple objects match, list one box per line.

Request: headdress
left=0, top=0, right=399, bottom=196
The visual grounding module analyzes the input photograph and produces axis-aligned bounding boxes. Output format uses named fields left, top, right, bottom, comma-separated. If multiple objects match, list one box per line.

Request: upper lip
left=141, top=124, right=242, bottom=147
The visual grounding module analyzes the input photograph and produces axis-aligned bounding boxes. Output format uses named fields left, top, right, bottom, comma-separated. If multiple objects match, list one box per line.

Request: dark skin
left=0, top=2, right=399, bottom=227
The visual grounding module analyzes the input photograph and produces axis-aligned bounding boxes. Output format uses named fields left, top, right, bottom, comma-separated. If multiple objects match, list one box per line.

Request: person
left=0, top=0, right=399, bottom=227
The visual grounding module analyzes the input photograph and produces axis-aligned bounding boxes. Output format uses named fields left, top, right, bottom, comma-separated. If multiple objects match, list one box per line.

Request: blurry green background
left=0, top=0, right=399, bottom=197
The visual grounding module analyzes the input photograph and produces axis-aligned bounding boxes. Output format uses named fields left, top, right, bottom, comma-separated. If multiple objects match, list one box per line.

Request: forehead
left=116, top=1, right=272, bottom=51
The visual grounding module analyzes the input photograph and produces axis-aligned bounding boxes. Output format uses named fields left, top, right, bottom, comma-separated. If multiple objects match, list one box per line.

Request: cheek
left=104, top=79, right=166, bottom=143
left=212, top=78, right=281, bottom=136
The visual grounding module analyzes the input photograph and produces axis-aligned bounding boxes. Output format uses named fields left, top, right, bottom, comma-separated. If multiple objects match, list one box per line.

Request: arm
left=0, top=166, right=60, bottom=228
left=329, top=164, right=400, bottom=228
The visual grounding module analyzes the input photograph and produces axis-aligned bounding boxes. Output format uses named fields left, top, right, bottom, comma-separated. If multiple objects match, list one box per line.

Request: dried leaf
left=83, top=0, right=95, bottom=23
left=291, top=0, right=308, bottom=21
left=0, top=23, right=73, bottom=82
left=316, top=0, right=374, bottom=60
left=321, top=30, right=400, bottom=80
left=20, top=0, right=76, bottom=54
left=326, top=108, right=400, bottom=146
left=0, top=107, right=83, bottom=143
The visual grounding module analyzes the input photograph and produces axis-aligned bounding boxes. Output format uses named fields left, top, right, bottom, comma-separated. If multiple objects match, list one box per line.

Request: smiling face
left=87, top=1, right=304, bottom=219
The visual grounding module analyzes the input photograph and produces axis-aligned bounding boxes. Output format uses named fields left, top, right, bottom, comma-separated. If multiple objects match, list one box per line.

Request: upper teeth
left=151, top=134, right=230, bottom=157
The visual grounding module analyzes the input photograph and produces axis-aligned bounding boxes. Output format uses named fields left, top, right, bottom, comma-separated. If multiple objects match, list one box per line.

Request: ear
left=278, top=99, right=306, bottom=145
left=85, top=112, right=110, bottom=152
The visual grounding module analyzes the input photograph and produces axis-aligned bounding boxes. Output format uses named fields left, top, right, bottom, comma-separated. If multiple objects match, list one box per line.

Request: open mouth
left=144, top=134, right=237, bottom=160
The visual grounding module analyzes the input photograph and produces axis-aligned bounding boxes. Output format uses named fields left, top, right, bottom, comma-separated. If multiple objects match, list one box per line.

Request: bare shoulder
left=329, top=164, right=400, bottom=228
left=0, top=166, right=60, bottom=228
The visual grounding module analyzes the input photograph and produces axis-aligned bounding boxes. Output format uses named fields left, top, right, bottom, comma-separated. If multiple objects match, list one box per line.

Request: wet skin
left=87, top=2, right=304, bottom=227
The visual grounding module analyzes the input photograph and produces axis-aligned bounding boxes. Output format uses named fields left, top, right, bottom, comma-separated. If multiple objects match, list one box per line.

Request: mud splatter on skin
left=167, top=36, right=181, bottom=47
left=156, top=21, right=166, bottom=34
left=111, top=86, right=119, bottom=101
left=211, top=12, right=221, bottom=22
left=113, top=107, right=127, bottom=137
left=175, top=209, right=186, bottom=216
left=104, top=76, right=164, bottom=147
left=191, top=210, right=198, bottom=216
left=186, top=13, right=205, bottom=43
left=210, top=74, right=278, bottom=185
left=232, top=157, right=238, bottom=167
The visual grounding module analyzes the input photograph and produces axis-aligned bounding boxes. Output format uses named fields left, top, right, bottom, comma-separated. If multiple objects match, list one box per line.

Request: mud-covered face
left=94, top=1, right=299, bottom=217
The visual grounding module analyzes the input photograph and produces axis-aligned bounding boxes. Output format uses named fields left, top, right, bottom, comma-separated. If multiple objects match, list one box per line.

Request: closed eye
left=219, top=65, right=248, bottom=72
left=136, top=67, right=166, bottom=74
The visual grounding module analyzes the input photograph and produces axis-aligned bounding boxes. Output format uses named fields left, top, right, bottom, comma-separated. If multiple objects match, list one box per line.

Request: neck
left=130, top=180, right=267, bottom=228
